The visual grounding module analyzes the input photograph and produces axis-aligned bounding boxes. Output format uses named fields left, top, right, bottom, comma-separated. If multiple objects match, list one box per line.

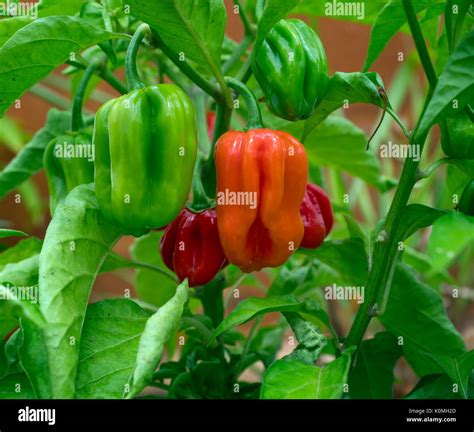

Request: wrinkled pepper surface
left=441, top=111, right=474, bottom=159
left=215, top=129, right=308, bottom=272
left=44, top=131, right=95, bottom=214
left=300, top=183, right=334, bottom=249
left=160, top=208, right=227, bottom=287
left=93, top=84, right=197, bottom=236
left=251, top=19, right=329, bottom=121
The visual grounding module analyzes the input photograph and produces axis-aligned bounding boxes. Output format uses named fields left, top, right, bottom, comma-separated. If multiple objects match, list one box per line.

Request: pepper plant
left=0, top=0, right=473, bottom=401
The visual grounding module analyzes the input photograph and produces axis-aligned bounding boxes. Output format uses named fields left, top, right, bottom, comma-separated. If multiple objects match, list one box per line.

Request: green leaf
left=303, top=72, right=407, bottom=139
left=0, top=237, right=41, bottom=273
left=37, top=0, right=93, bottom=17
left=0, top=109, right=71, bottom=198
left=0, top=285, right=44, bottom=328
left=397, top=204, right=448, bottom=241
left=300, top=238, right=369, bottom=286
left=210, top=294, right=336, bottom=343
left=0, top=16, right=33, bottom=48
left=293, top=0, right=389, bottom=25
left=0, top=229, right=27, bottom=239
left=418, top=31, right=474, bottom=138
left=445, top=0, right=472, bottom=52
left=126, top=279, right=188, bottom=399
left=428, top=212, right=474, bottom=270
left=363, top=0, right=442, bottom=71
left=268, top=257, right=315, bottom=297
left=0, top=371, right=35, bottom=399
left=380, top=263, right=466, bottom=377
left=0, top=255, right=38, bottom=287
left=427, top=350, right=474, bottom=399
left=303, top=117, right=395, bottom=191
left=0, top=16, right=122, bottom=117
left=405, top=372, right=474, bottom=399
left=131, top=231, right=177, bottom=308
left=254, top=0, right=300, bottom=51
left=260, top=351, right=352, bottom=399
left=248, top=323, right=286, bottom=368
left=75, top=299, right=150, bottom=399
left=20, top=184, right=121, bottom=399
left=127, top=0, right=226, bottom=77
left=349, top=332, right=402, bottom=398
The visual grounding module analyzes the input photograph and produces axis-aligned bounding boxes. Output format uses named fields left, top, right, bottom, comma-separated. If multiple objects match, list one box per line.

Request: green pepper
left=458, top=179, right=474, bottom=216
left=44, top=131, right=95, bottom=214
left=44, top=61, right=98, bottom=215
left=93, top=24, right=197, bottom=236
left=441, top=111, right=474, bottom=159
left=251, top=19, right=329, bottom=121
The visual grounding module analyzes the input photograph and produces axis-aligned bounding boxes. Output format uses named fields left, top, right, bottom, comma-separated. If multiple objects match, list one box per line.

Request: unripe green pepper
left=44, top=131, right=95, bottom=214
left=458, top=179, right=474, bottom=216
left=44, top=61, right=98, bottom=215
left=93, top=24, right=197, bottom=236
left=251, top=19, right=329, bottom=121
left=441, top=111, right=474, bottom=159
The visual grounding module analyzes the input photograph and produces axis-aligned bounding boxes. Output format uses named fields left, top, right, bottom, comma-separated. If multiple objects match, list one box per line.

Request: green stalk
left=71, top=60, right=100, bottom=132
left=225, top=77, right=263, bottom=130
left=222, top=35, right=252, bottom=75
left=190, top=153, right=213, bottom=211
left=345, top=0, right=437, bottom=349
left=29, top=84, right=70, bottom=110
left=233, top=0, right=255, bottom=36
left=126, top=23, right=150, bottom=91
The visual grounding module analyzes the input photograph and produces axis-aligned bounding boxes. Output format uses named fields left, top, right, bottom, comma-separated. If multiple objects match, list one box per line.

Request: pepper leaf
left=19, top=184, right=121, bottom=399
left=125, top=279, right=188, bottom=399
left=0, top=16, right=124, bottom=117
left=126, top=0, right=226, bottom=78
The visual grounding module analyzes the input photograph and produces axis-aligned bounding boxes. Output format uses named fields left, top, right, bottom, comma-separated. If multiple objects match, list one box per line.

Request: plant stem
left=29, top=84, right=70, bottom=110
left=126, top=23, right=150, bottom=91
left=235, top=315, right=262, bottom=377
left=222, top=35, right=252, bottom=75
left=233, top=0, right=255, bottom=36
left=345, top=0, right=437, bottom=349
left=128, top=260, right=178, bottom=282
left=152, top=31, right=223, bottom=103
left=71, top=60, right=99, bottom=131
left=190, top=153, right=213, bottom=211
left=225, top=77, right=263, bottom=129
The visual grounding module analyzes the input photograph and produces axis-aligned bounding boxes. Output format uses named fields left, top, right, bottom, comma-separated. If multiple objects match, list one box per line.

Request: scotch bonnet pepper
left=300, top=183, right=334, bottom=249
left=160, top=208, right=227, bottom=287
left=44, top=61, right=98, bottom=215
left=251, top=19, right=329, bottom=121
left=93, top=25, right=197, bottom=236
left=215, top=78, right=308, bottom=272
left=441, top=111, right=474, bottom=159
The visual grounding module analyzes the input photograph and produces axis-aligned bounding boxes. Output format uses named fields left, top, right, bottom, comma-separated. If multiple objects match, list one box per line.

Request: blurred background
left=1, top=0, right=472, bottom=397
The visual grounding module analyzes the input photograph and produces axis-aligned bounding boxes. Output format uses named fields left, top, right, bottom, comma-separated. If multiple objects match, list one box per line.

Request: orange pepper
left=215, top=129, right=308, bottom=272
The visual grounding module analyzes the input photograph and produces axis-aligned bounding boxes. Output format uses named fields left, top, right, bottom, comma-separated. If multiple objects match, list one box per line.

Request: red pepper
left=300, top=183, right=333, bottom=249
left=206, top=112, right=216, bottom=142
left=160, top=208, right=227, bottom=287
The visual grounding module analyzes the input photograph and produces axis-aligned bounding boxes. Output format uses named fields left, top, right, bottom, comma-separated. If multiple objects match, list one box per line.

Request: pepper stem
left=190, top=153, right=213, bottom=212
left=71, top=60, right=100, bottom=132
left=224, top=77, right=263, bottom=130
left=126, top=23, right=151, bottom=92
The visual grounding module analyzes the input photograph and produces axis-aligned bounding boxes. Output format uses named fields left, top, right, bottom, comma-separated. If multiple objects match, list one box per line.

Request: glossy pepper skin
left=93, top=84, right=197, bottom=236
left=160, top=208, right=227, bottom=287
left=458, top=180, right=474, bottom=216
left=300, top=183, right=334, bottom=249
left=44, top=131, right=95, bottom=214
left=215, top=129, right=308, bottom=272
left=441, top=112, right=474, bottom=159
left=251, top=19, right=329, bottom=121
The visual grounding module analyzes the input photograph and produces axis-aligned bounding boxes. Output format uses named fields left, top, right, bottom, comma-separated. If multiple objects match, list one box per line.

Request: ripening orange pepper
left=215, top=128, right=308, bottom=272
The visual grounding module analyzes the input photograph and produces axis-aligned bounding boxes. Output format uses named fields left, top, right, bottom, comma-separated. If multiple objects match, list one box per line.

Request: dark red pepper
left=300, top=183, right=333, bottom=249
left=160, top=208, right=227, bottom=287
